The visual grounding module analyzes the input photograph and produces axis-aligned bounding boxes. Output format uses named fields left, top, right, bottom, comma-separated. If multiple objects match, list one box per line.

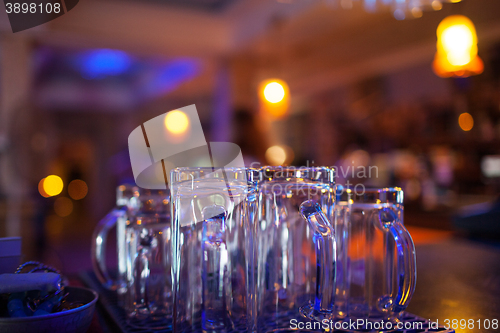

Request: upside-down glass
left=249, top=166, right=336, bottom=332
left=171, top=167, right=257, bottom=332
left=334, top=187, right=416, bottom=322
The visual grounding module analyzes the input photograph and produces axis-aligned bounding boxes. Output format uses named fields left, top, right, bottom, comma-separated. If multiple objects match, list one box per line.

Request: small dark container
left=0, top=286, right=98, bottom=333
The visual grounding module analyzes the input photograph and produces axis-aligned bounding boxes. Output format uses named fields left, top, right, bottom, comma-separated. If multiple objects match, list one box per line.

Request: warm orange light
left=259, top=79, right=290, bottom=119
left=411, top=7, right=423, bottom=18
left=42, top=175, right=63, bottom=197
left=68, top=179, right=88, bottom=200
left=266, top=145, right=287, bottom=165
left=38, top=178, right=50, bottom=198
left=431, top=0, right=442, bottom=11
left=54, top=197, right=73, bottom=217
left=458, top=112, right=474, bottom=131
left=164, top=110, right=189, bottom=135
left=264, top=82, right=285, bottom=103
left=433, top=15, right=483, bottom=78
left=265, top=145, right=294, bottom=165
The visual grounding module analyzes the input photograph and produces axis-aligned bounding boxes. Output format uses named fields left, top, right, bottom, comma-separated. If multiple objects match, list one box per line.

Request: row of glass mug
left=91, top=166, right=416, bottom=332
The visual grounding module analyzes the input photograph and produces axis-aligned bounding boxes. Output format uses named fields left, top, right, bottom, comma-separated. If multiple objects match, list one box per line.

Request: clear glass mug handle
left=378, top=208, right=417, bottom=314
left=299, top=200, right=336, bottom=321
left=91, top=209, right=126, bottom=290
left=133, top=245, right=151, bottom=317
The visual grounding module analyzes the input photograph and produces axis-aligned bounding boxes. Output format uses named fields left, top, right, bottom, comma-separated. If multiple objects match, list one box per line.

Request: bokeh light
left=411, top=7, right=423, bottom=18
left=42, top=175, right=64, bottom=197
left=458, top=112, right=474, bottom=131
left=68, top=179, right=88, bottom=200
left=481, top=155, right=500, bottom=178
left=38, top=178, right=50, bottom=198
left=263, top=82, right=285, bottom=103
left=54, top=197, right=74, bottom=217
left=259, top=79, right=290, bottom=119
left=433, top=15, right=483, bottom=78
left=442, top=25, right=473, bottom=66
left=265, top=145, right=294, bottom=165
left=164, top=110, right=189, bottom=135
left=266, top=146, right=286, bottom=165
left=431, top=0, right=443, bottom=11
left=79, top=49, right=132, bottom=79
left=349, top=149, right=371, bottom=167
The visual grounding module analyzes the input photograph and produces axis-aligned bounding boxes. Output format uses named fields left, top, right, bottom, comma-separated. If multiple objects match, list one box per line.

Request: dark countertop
left=406, top=238, right=500, bottom=333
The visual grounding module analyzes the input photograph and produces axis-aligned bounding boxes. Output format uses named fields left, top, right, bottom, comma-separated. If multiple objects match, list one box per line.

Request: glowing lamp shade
left=433, top=15, right=483, bottom=78
left=259, top=79, right=290, bottom=119
left=164, top=110, right=189, bottom=135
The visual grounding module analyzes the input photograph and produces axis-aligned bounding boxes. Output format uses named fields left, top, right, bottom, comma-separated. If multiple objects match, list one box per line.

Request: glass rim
left=259, top=166, right=335, bottom=183
left=170, top=167, right=253, bottom=189
left=170, top=167, right=249, bottom=179
left=336, top=186, right=403, bottom=204
left=340, top=186, right=402, bottom=194
left=171, top=166, right=247, bottom=172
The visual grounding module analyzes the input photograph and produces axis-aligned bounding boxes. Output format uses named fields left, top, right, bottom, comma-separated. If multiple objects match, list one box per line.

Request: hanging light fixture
left=433, top=15, right=483, bottom=78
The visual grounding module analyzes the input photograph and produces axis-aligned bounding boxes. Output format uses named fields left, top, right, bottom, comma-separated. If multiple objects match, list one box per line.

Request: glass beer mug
left=92, top=185, right=170, bottom=291
left=91, top=185, right=172, bottom=325
left=170, top=167, right=257, bottom=332
left=334, top=187, right=416, bottom=322
left=250, top=166, right=336, bottom=332
left=124, top=213, right=173, bottom=328
left=92, top=184, right=138, bottom=293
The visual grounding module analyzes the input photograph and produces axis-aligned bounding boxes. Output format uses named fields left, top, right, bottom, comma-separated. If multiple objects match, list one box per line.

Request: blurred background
left=0, top=0, right=499, bottom=275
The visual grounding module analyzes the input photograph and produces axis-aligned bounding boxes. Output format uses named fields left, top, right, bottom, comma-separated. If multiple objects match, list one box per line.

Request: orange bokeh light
left=433, top=15, right=483, bottom=78
left=38, top=178, right=50, bottom=198
left=259, top=79, right=290, bottom=119
left=54, top=197, right=74, bottom=217
left=458, top=112, right=474, bottom=131
left=68, top=179, right=88, bottom=200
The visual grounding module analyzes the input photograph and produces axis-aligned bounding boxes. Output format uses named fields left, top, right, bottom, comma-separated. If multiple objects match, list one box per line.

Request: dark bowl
left=0, top=286, right=98, bottom=333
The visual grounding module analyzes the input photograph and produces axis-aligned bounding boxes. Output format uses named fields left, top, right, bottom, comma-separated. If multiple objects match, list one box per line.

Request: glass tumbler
left=171, top=167, right=257, bottom=333
left=334, top=187, right=416, bottom=322
left=250, top=166, right=336, bottom=332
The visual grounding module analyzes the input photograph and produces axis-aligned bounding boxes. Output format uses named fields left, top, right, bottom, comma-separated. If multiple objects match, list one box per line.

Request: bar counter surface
left=84, top=229, right=500, bottom=333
